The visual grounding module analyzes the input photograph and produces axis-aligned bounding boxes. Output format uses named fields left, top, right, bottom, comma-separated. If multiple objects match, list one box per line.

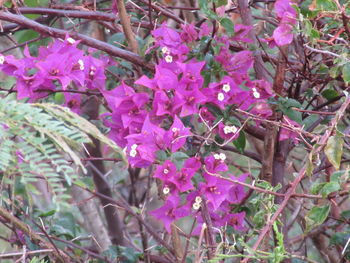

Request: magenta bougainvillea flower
left=204, top=154, right=228, bottom=174
left=170, top=168, right=196, bottom=192
left=222, top=211, right=246, bottom=231
left=199, top=174, right=231, bottom=210
left=125, top=115, right=165, bottom=167
left=164, top=115, right=192, bottom=152
left=279, top=116, right=301, bottom=144
left=232, top=24, right=253, bottom=43
left=153, top=160, right=177, bottom=182
left=150, top=196, right=188, bottom=233
left=218, top=122, right=239, bottom=141
left=227, top=173, right=249, bottom=204
left=180, top=24, right=198, bottom=43
left=273, top=0, right=297, bottom=46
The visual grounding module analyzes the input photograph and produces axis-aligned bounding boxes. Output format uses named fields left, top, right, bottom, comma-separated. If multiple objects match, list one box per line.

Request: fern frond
left=0, top=98, right=126, bottom=207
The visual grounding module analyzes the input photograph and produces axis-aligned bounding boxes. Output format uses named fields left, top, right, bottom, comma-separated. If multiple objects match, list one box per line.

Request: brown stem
left=75, top=183, right=177, bottom=257
left=12, top=7, right=117, bottom=21
left=240, top=96, right=350, bottom=263
left=139, top=0, right=185, bottom=25
left=84, top=95, right=126, bottom=246
left=201, top=197, right=216, bottom=259
left=0, top=207, right=70, bottom=263
left=117, top=0, right=139, bottom=54
left=237, top=0, right=268, bottom=80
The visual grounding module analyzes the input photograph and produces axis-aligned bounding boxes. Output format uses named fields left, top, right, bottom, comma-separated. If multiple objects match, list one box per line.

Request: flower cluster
left=0, top=19, right=299, bottom=235
left=100, top=23, right=280, bottom=233
left=150, top=154, right=248, bottom=233
left=0, top=35, right=109, bottom=112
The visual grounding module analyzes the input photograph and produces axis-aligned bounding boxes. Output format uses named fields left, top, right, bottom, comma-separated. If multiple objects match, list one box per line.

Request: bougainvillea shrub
left=0, top=0, right=349, bottom=262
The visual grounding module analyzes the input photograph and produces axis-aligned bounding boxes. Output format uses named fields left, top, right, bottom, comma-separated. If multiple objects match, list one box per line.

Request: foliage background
left=0, top=0, right=349, bottom=263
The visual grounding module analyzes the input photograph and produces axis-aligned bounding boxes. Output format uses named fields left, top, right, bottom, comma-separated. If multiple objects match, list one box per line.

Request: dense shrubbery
left=0, top=0, right=349, bottom=262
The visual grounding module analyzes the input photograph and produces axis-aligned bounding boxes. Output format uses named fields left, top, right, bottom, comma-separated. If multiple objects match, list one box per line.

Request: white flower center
left=195, top=196, right=202, bottom=203
left=165, top=55, right=173, bottom=63
left=219, top=153, right=226, bottom=161
left=222, top=83, right=230, bottom=92
left=130, top=149, right=137, bottom=157
left=172, top=127, right=179, bottom=133
left=89, top=66, right=96, bottom=76
left=252, top=88, right=260, bottom=99
left=163, top=169, right=169, bottom=174
left=0, top=55, right=5, bottom=65
left=192, top=202, right=201, bottom=210
left=163, top=187, right=170, bottom=195
left=223, top=125, right=238, bottom=134
left=67, top=37, right=76, bottom=44
left=129, top=144, right=138, bottom=157
left=161, top=47, right=169, bottom=54
left=214, top=153, right=220, bottom=160
left=78, top=59, right=84, bottom=70
left=217, top=92, right=225, bottom=101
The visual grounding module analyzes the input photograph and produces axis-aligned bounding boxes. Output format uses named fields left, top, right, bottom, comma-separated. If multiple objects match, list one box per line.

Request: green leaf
left=38, top=209, right=56, bottom=217
left=171, top=152, right=190, bottom=169
left=322, top=89, right=339, bottom=100
left=324, top=134, right=344, bottom=170
left=316, top=0, right=337, bottom=10
left=35, top=104, right=127, bottom=164
left=156, top=150, right=168, bottom=162
left=342, top=63, right=350, bottom=84
left=54, top=93, right=65, bottom=104
left=310, top=181, right=326, bottom=194
left=215, top=0, right=227, bottom=7
left=199, top=0, right=218, bottom=20
left=320, top=181, right=340, bottom=197
left=277, top=97, right=302, bottom=123
left=220, top=18, right=234, bottom=35
left=306, top=204, right=330, bottom=232
left=233, top=131, right=246, bottom=153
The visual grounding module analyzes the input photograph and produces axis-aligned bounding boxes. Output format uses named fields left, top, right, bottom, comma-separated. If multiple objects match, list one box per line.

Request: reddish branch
left=240, top=95, right=350, bottom=263
left=0, top=11, right=153, bottom=70
left=13, top=7, right=117, bottom=21
left=237, top=0, right=268, bottom=80
left=0, top=207, right=70, bottom=263
left=116, top=0, right=139, bottom=53
left=139, top=0, right=185, bottom=25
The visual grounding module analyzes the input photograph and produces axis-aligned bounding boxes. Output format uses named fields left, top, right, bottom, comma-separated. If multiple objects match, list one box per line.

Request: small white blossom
left=219, top=153, right=226, bottom=161
left=89, top=66, right=96, bottom=76
left=163, top=169, right=169, bottom=174
left=195, top=196, right=202, bottom=203
left=0, top=55, right=5, bottom=65
left=252, top=88, right=260, bottom=99
left=222, top=83, right=230, bottom=92
left=78, top=59, right=84, bottom=70
left=163, top=187, right=170, bottom=195
left=217, top=92, right=225, bottom=101
left=161, top=47, right=169, bottom=54
left=172, top=127, right=179, bottom=133
left=192, top=202, right=201, bottom=210
left=223, top=125, right=238, bottom=134
left=223, top=126, right=232, bottom=134
left=129, top=144, right=138, bottom=157
left=214, top=153, right=221, bottom=160
left=130, top=149, right=137, bottom=157
left=165, top=55, right=173, bottom=63
left=67, top=37, right=76, bottom=44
